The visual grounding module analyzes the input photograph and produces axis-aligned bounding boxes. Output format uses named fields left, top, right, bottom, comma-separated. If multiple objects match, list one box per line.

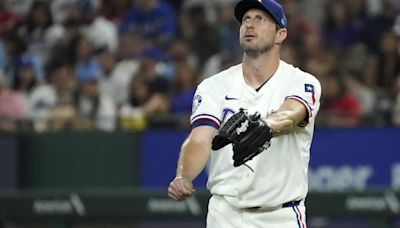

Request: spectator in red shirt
left=319, top=71, right=362, bottom=127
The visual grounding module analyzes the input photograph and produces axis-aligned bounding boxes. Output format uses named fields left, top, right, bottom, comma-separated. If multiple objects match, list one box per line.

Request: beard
left=242, top=41, right=274, bottom=58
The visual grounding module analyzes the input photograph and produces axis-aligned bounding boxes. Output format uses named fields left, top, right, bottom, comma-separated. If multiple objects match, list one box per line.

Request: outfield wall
left=0, top=128, right=398, bottom=190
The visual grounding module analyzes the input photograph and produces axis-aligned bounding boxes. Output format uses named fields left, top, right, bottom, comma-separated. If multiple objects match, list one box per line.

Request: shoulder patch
left=192, top=94, right=202, bottom=114
left=304, top=83, right=316, bottom=105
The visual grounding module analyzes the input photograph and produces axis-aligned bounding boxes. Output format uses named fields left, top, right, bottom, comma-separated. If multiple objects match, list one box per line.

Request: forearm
left=264, top=99, right=308, bottom=135
left=264, top=110, right=298, bottom=134
left=176, top=139, right=211, bottom=181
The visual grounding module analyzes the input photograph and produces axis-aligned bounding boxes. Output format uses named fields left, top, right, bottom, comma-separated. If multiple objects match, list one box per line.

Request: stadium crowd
left=0, top=0, right=399, bottom=132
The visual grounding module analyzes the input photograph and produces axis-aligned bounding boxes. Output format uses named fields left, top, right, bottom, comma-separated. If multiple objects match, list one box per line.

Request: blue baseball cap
left=234, top=0, right=288, bottom=28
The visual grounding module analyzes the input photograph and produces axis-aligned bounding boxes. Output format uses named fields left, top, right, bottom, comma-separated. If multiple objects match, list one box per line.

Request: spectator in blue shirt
left=119, top=0, right=176, bottom=49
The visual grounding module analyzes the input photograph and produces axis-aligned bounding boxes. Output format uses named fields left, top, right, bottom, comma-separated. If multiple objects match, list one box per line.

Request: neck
left=242, top=49, right=280, bottom=89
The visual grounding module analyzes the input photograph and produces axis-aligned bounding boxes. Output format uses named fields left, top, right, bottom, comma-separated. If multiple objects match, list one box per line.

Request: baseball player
left=168, top=0, right=321, bottom=227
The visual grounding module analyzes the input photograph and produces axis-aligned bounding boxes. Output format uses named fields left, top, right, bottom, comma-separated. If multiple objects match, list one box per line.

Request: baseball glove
left=212, top=108, right=273, bottom=167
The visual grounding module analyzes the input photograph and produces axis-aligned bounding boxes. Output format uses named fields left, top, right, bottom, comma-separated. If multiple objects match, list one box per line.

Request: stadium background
left=0, top=0, right=399, bottom=227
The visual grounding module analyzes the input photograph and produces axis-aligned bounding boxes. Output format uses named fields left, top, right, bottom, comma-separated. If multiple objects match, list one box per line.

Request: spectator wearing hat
left=74, top=61, right=116, bottom=131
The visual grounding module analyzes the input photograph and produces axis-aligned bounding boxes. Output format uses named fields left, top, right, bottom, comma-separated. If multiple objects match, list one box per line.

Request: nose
left=243, top=20, right=254, bottom=29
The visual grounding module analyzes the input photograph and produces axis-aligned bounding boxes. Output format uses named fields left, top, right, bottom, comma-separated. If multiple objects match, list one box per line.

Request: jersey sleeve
left=190, top=79, right=223, bottom=129
left=285, top=74, right=321, bottom=127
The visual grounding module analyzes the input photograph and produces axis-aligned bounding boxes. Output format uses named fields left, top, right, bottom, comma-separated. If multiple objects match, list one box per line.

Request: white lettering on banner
left=147, top=197, right=201, bottom=215
left=308, top=166, right=372, bottom=191
left=391, top=163, right=400, bottom=190
left=33, top=193, right=86, bottom=216
left=346, top=191, right=400, bottom=214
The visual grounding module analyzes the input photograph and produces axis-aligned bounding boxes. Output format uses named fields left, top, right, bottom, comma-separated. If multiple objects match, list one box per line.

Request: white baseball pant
left=206, top=195, right=307, bottom=228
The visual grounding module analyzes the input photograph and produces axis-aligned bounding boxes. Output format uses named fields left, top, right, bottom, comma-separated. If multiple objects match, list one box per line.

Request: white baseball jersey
left=190, top=60, right=321, bottom=209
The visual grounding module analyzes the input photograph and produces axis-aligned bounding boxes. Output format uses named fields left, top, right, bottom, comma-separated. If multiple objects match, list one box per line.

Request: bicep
left=186, top=126, right=217, bottom=146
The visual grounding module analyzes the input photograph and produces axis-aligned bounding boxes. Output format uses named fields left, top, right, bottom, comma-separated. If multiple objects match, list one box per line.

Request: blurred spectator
left=50, top=0, right=76, bottom=24
left=120, top=48, right=170, bottom=117
left=48, top=18, right=80, bottom=65
left=342, top=69, right=377, bottom=124
left=364, top=31, right=400, bottom=126
left=0, top=0, right=21, bottom=34
left=170, top=62, right=197, bottom=113
left=106, top=32, right=144, bottom=106
left=70, top=35, right=102, bottom=82
left=0, top=70, right=29, bottom=131
left=322, top=0, right=362, bottom=48
left=6, top=0, right=34, bottom=16
left=342, top=43, right=370, bottom=74
left=346, top=0, right=368, bottom=22
left=365, top=31, right=400, bottom=93
left=305, top=47, right=343, bottom=80
left=360, top=0, right=398, bottom=53
left=11, top=53, right=39, bottom=99
left=282, top=0, right=322, bottom=61
left=29, top=62, right=76, bottom=132
left=319, top=71, right=362, bottom=127
left=298, top=0, right=328, bottom=28
left=119, top=0, right=176, bottom=49
left=167, top=0, right=184, bottom=13
left=215, top=1, right=241, bottom=61
left=1, top=31, right=27, bottom=83
left=73, top=0, right=119, bottom=54
left=97, top=49, right=129, bottom=108
left=0, top=40, right=8, bottom=77
left=181, top=4, right=218, bottom=69
left=74, top=62, right=116, bottom=131
left=17, top=1, right=64, bottom=65
left=99, top=0, right=131, bottom=24
left=181, top=0, right=235, bottom=24
left=392, top=76, right=400, bottom=125
left=164, top=38, right=197, bottom=80
left=394, top=14, right=400, bottom=36
left=200, top=50, right=238, bottom=81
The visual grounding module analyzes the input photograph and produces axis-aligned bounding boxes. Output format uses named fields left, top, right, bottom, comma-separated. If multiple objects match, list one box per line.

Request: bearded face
left=239, top=9, right=281, bottom=57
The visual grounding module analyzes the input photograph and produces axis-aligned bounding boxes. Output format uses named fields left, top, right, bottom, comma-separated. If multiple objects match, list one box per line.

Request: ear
left=275, top=28, right=287, bottom=45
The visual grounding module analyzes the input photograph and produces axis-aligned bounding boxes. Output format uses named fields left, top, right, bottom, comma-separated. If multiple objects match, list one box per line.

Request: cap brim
left=234, top=0, right=270, bottom=23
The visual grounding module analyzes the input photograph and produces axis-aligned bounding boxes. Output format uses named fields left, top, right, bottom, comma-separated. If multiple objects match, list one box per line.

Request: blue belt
left=246, top=200, right=301, bottom=211
left=282, top=200, right=301, bottom=208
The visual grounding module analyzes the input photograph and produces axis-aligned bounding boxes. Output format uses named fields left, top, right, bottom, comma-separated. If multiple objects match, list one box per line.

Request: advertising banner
left=140, top=128, right=400, bottom=191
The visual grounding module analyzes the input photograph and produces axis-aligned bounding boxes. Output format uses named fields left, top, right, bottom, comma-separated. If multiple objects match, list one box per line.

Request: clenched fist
left=168, top=177, right=196, bottom=201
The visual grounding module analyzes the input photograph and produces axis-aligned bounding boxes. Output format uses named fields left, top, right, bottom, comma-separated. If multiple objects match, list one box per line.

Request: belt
left=245, top=200, right=301, bottom=211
